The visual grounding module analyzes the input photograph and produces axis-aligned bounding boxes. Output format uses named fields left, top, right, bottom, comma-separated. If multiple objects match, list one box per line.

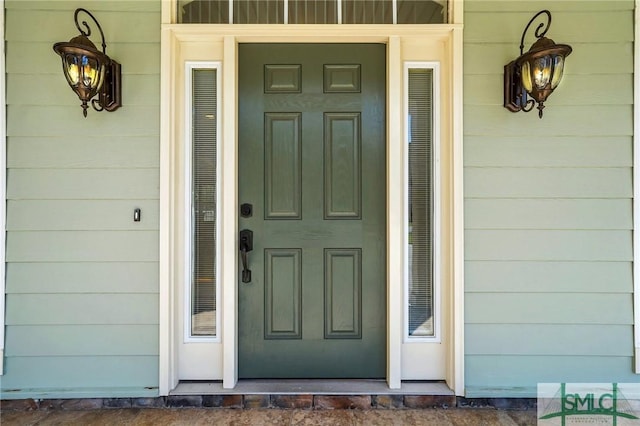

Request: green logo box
left=538, top=383, right=640, bottom=425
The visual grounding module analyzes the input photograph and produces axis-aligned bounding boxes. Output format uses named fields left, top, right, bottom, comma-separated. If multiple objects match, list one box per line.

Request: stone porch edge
left=0, top=395, right=537, bottom=411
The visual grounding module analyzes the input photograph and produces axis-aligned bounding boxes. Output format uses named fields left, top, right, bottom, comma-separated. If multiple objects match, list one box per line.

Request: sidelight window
left=185, top=64, right=221, bottom=340
left=178, top=0, right=447, bottom=24
left=406, top=64, right=439, bottom=340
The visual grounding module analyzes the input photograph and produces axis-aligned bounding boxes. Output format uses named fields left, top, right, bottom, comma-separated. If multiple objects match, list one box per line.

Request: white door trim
left=159, top=24, right=464, bottom=395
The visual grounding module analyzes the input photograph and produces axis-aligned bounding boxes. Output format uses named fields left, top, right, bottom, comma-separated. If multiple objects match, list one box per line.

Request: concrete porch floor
left=171, top=379, right=454, bottom=395
left=1, top=407, right=537, bottom=425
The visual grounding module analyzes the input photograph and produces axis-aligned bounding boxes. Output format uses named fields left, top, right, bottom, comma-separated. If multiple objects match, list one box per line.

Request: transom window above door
left=178, top=0, right=448, bottom=24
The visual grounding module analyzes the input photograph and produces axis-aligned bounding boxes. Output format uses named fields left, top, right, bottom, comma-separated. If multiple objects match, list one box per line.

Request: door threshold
left=171, top=379, right=453, bottom=396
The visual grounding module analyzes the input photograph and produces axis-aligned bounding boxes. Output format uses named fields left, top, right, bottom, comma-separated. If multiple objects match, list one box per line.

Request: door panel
left=265, top=113, right=302, bottom=219
left=238, top=43, right=386, bottom=378
left=324, top=248, right=361, bottom=338
left=264, top=248, right=302, bottom=339
left=324, top=112, right=361, bottom=219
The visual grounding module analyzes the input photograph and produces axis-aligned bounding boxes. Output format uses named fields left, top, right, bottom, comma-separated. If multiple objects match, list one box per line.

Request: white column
left=222, top=35, right=239, bottom=388
left=386, top=36, right=403, bottom=389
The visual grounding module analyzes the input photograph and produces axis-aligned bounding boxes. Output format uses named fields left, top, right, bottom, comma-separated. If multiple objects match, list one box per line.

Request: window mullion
left=284, top=0, right=288, bottom=24
left=392, top=0, right=397, bottom=24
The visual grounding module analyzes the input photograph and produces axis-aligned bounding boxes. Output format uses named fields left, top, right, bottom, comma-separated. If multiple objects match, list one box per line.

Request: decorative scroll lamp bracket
left=504, top=10, right=572, bottom=119
left=53, top=8, right=122, bottom=117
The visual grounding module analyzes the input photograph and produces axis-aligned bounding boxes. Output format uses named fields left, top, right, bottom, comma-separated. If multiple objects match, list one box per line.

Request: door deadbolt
left=240, top=203, right=253, bottom=218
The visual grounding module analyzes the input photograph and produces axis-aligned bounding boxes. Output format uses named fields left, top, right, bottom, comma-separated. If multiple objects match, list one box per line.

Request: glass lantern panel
left=532, top=56, right=552, bottom=90
left=521, top=61, right=532, bottom=93
left=550, top=55, right=565, bottom=89
left=81, top=56, right=100, bottom=88
left=64, top=55, right=81, bottom=86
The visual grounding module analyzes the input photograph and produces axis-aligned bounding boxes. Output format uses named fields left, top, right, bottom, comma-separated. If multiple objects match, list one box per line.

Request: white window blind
left=191, top=69, right=218, bottom=337
left=407, top=68, right=434, bottom=338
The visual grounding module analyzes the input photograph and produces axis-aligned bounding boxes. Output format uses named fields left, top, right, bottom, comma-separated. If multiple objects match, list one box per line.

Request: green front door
left=238, top=44, right=386, bottom=378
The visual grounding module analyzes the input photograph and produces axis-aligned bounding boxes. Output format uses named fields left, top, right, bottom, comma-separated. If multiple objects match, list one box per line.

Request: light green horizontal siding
left=7, top=231, right=158, bottom=262
left=8, top=137, right=160, bottom=168
left=466, top=74, right=634, bottom=106
left=6, top=0, right=160, bottom=12
left=0, top=388, right=157, bottom=400
left=8, top=169, right=159, bottom=199
left=465, top=12, right=633, bottom=43
left=6, top=262, right=159, bottom=294
left=466, top=293, right=632, bottom=325
left=465, top=261, right=632, bottom=293
left=7, top=42, right=160, bottom=75
left=465, top=105, right=633, bottom=136
left=465, top=168, right=631, bottom=198
left=6, top=294, right=158, bottom=325
left=3, top=1, right=161, bottom=398
left=465, top=199, right=632, bottom=230
left=465, top=356, right=638, bottom=397
left=6, top=325, right=158, bottom=356
left=465, top=0, right=634, bottom=13
left=464, top=137, right=632, bottom=167
left=8, top=106, right=159, bottom=136
left=465, top=43, right=634, bottom=75
left=463, top=0, right=636, bottom=397
left=8, top=74, right=160, bottom=106
left=466, top=324, right=633, bottom=356
left=8, top=200, right=159, bottom=230
left=465, top=230, right=632, bottom=261
left=6, top=10, right=160, bottom=42
left=0, top=356, right=159, bottom=389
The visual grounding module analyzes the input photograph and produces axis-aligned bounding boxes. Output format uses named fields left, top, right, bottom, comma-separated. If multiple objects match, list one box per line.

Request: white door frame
left=159, top=23, right=464, bottom=395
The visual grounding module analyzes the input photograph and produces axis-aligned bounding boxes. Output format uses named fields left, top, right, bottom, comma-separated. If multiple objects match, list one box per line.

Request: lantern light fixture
left=53, top=8, right=121, bottom=117
left=504, top=10, right=572, bottom=118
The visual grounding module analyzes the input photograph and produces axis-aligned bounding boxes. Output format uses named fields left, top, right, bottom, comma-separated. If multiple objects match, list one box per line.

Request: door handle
left=239, top=229, right=253, bottom=283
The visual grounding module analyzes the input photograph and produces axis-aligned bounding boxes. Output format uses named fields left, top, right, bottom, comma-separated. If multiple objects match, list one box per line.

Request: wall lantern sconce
left=504, top=10, right=572, bottom=118
left=53, top=8, right=121, bottom=117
